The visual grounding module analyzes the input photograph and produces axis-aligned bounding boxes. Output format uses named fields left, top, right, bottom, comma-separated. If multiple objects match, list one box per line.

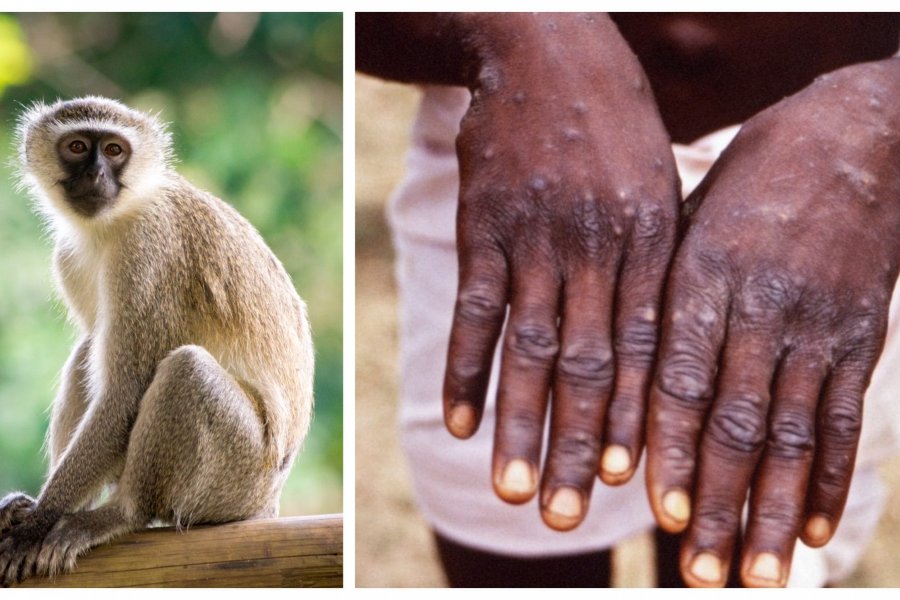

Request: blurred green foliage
left=0, top=13, right=342, bottom=515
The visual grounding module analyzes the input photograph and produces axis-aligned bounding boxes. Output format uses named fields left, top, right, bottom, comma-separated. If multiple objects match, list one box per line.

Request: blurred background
left=355, top=74, right=900, bottom=587
left=0, top=13, right=342, bottom=517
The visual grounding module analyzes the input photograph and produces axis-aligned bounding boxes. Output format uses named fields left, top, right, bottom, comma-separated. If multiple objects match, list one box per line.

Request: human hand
left=440, top=14, right=680, bottom=530
left=646, top=58, right=900, bottom=586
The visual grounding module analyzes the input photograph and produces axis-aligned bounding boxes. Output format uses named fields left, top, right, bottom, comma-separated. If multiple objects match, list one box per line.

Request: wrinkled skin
left=440, top=14, right=680, bottom=530
left=647, top=58, right=900, bottom=587
left=362, top=13, right=900, bottom=586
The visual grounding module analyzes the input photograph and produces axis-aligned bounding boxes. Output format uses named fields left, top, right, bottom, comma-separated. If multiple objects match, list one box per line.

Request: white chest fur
left=53, top=231, right=107, bottom=333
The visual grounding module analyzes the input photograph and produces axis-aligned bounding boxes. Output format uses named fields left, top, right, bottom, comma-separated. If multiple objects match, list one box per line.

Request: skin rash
left=357, top=13, right=900, bottom=587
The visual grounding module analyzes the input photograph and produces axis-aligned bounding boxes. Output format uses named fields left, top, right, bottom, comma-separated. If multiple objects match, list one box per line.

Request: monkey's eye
left=68, top=140, right=88, bottom=154
left=104, top=143, right=123, bottom=157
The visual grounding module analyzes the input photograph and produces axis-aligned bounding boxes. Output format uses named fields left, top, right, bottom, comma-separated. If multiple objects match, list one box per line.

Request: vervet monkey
left=0, top=96, right=314, bottom=586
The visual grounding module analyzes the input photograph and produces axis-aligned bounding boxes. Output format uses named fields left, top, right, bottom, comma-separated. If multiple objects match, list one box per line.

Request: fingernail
left=804, top=515, right=832, bottom=546
left=601, top=445, right=631, bottom=476
left=661, top=489, right=690, bottom=525
left=499, top=459, right=535, bottom=499
left=447, top=404, right=475, bottom=438
left=544, top=486, right=583, bottom=530
left=689, top=552, right=723, bottom=585
left=748, top=552, right=784, bottom=586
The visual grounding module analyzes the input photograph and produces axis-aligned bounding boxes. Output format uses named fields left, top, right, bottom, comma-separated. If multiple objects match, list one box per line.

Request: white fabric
left=388, top=85, right=900, bottom=583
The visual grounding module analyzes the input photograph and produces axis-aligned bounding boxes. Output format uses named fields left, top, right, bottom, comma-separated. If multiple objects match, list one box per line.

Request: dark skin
left=357, top=13, right=900, bottom=587
left=57, top=130, right=131, bottom=217
left=364, top=12, right=680, bottom=528
left=649, top=58, right=900, bottom=586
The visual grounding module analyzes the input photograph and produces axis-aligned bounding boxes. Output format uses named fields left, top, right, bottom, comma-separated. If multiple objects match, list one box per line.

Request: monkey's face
left=57, top=130, right=131, bottom=217
left=16, top=96, right=174, bottom=226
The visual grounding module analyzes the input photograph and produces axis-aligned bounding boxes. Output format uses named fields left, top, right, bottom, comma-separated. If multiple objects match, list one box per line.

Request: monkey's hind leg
left=34, top=345, right=275, bottom=578
left=119, top=344, right=276, bottom=526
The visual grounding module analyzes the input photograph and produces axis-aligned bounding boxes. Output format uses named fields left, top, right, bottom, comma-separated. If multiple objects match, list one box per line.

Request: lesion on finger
left=454, top=280, right=508, bottom=327
left=555, top=338, right=614, bottom=389
left=655, top=354, right=716, bottom=406
left=614, top=308, right=659, bottom=366
left=504, top=321, right=560, bottom=365
left=766, top=408, right=815, bottom=459
left=704, top=392, right=768, bottom=456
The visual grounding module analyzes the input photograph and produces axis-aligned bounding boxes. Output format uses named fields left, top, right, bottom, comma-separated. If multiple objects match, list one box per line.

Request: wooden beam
left=16, top=514, right=343, bottom=588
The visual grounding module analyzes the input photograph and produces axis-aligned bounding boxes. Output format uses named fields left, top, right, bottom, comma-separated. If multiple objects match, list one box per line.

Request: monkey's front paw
left=35, top=516, right=93, bottom=579
left=0, top=523, right=46, bottom=587
left=0, top=493, right=36, bottom=536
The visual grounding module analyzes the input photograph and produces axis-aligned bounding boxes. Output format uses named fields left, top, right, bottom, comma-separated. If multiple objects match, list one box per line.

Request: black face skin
left=57, top=129, right=131, bottom=217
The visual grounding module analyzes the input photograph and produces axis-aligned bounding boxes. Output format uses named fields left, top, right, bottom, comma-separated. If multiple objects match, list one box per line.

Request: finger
left=443, top=239, right=509, bottom=439
left=740, top=352, right=826, bottom=587
left=602, top=201, right=675, bottom=484
left=646, top=251, right=729, bottom=533
left=540, top=265, right=616, bottom=530
left=681, top=329, right=780, bottom=587
left=491, top=266, right=561, bottom=504
left=801, top=348, right=877, bottom=548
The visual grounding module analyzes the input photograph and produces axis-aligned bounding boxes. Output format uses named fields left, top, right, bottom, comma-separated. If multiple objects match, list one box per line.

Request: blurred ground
left=354, top=73, right=900, bottom=588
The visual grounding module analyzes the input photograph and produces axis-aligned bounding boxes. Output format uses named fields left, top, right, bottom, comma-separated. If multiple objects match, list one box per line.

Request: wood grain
left=16, top=514, right=343, bottom=588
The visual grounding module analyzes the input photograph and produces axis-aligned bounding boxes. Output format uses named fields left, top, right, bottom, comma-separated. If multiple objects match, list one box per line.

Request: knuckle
left=632, top=201, right=672, bottom=247
left=506, top=321, right=560, bottom=364
left=767, top=410, right=814, bottom=459
left=616, top=311, right=659, bottom=365
left=446, top=352, right=488, bottom=389
left=657, top=346, right=715, bottom=405
left=456, top=283, right=506, bottom=327
left=650, top=411, right=698, bottom=471
left=548, top=427, right=601, bottom=478
left=694, top=495, right=742, bottom=532
left=736, top=270, right=798, bottom=324
left=556, top=339, right=614, bottom=389
left=658, top=441, right=696, bottom=474
left=606, top=394, right=642, bottom=431
left=501, top=406, right=545, bottom=442
left=706, top=392, right=768, bottom=455
left=679, top=242, right=729, bottom=282
left=813, top=463, right=850, bottom=506
left=820, top=401, right=862, bottom=446
left=841, top=313, right=886, bottom=352
left=753, top=500, right=804, bottom=530
left=569, top=195, right=612, bottom=257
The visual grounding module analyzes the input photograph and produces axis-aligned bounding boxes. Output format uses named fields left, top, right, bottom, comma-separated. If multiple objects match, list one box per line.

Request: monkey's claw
left=36, top=520, right=86, bottom=578
left=0, top=535, right=39, bottom=586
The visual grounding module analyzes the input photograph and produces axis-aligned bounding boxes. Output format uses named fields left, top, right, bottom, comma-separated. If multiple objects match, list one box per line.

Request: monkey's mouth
left=62, top=179, right=119, bottom=217
left=68, top=194, right=114, bottom=216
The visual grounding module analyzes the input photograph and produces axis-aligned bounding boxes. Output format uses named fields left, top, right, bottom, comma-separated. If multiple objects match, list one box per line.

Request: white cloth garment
left=388, top=85, right=900, bottom=586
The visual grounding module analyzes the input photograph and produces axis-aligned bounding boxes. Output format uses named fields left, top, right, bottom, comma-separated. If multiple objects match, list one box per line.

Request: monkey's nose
left=86, top=168, right=105, bottom=183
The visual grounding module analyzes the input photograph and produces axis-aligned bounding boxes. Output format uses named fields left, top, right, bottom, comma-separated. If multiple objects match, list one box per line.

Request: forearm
left=355, top=13, right=635, bottom=91
left=37, top=399, right=132, bottom=514
left=35, top=343, right=152, bottom=518
left=47, top=338, right=92, bottom=470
